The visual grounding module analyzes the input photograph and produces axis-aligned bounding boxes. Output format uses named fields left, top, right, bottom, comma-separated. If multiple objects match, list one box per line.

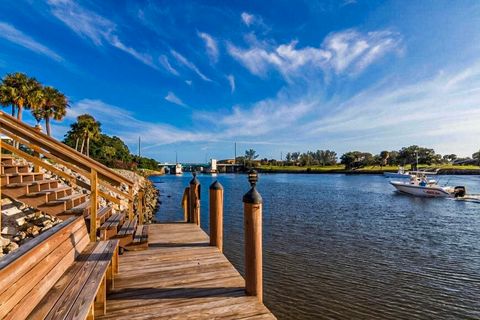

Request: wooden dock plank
left=98, top=223, right=275, bottom=320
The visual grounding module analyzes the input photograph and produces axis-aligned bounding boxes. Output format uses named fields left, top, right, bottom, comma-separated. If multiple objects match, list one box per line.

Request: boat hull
left=390, top=181, right=452, bottom=197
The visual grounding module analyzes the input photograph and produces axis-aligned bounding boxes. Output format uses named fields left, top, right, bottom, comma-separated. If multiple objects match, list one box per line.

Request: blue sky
left=1, top=0, right=480, bottom=162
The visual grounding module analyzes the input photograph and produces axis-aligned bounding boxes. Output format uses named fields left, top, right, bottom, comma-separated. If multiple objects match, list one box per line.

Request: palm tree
left=77, top=114, right=101, bottom=157
left=0, top=73, right=41, bottom=121
left=32, top=86, right=68, bottom=136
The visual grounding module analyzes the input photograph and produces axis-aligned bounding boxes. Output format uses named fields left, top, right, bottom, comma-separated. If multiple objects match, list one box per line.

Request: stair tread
left=27, top=186, right=71, bottom=196
left=48, top=192, right=85, bottom=203
left=2, top=164, right=28, bottom=168
left=1, top=172, right=42, bottom=177
left=5, top=179, right=53, bottom=188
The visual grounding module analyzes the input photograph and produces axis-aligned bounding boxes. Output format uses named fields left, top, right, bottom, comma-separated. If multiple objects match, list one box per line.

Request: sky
left=0, top=0, right=480, bottom=163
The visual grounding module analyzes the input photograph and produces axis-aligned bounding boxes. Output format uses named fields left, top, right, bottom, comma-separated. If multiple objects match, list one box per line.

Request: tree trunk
left=86, top=137, right=90, bottom=157
left=45, top=117, right=51, bottom=136
left=17, top=105, right=23, bottom=121
left=80, top=138, right=85, bottom=154
left=75, top=138, right=79, bottom=151
left=11, top=105, right=15, bottom=117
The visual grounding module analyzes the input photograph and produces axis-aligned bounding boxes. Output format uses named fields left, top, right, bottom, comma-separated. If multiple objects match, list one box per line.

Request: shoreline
left=256, top=168, right=480, bottom=175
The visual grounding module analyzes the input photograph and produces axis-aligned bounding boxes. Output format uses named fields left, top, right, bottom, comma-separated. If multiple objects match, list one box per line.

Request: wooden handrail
left=0, top=111, right=133, bottom=187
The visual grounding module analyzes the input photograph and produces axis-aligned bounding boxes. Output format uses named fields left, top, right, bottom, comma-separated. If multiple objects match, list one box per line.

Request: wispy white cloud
left=226, top=74, right=235, bottom=93
left=170, top=49, right=212, bottom=82
left=185, top=80, right=192, bottom=86
left=47, top=0, right=155, bottom=68
left=159, top=55, right=179, bottom=76
left=0, top=22, right=63, bottom=61
left=227, top=29, right=402, bottom=79
left=241, top=12, right=255, bottom=27
left=165, top=91, right=187, bottom=107
left=67, top=99, right=210, bottom=147
left=197, top=31, right=219, bottom=63
left=65, top=61, right=480, bottom=158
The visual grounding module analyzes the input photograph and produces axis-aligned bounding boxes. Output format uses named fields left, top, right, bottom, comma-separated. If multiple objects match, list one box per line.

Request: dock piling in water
left=243, top=169, right=263, bottom=303
left=209, top=180, right=224, bottom=252
left=189, top=172, right=200, bottom=226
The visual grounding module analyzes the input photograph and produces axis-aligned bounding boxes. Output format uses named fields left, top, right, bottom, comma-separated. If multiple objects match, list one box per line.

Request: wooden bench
left=99, top=212, right=125, bottom=240
left=127, top=224, right=149, bottom=251
left=0, top=216, right=119, bottom=319
left=116, top=217, right=137, bottom=248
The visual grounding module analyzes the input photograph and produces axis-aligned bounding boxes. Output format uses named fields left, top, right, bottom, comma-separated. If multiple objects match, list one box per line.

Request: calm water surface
left=150, top=174, right=480, bottom=319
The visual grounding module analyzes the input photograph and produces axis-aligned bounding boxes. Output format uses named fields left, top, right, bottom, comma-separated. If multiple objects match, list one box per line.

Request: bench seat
left=0, top=216, right=119, bottom=320
left=116, top=217, right=137, bottom=248
left=126, top=225, right=149, bottom=251
left=99, top=212, right=125, bottom=240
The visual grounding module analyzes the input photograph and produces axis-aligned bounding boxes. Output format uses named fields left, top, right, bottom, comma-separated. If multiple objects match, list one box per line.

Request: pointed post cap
left=210, top=180, right=223, bottom=190
left=190, top=171, right=199, bottom=185
left=243, top=169, right=262, bottom=204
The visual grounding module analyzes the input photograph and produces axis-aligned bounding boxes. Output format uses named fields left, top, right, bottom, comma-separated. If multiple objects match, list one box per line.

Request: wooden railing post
left=33, top=125, right=42, bottom=173
left=90, top=168, right=98, bottom=242
left=209, top=181, right=223, bottom=252
left=243, top=169, right=263, bottom=302
left=138, top=190, right=144, bottom=224
left=0, top=137, right=2, bottom=235
left=128, top=187, right=134, bottom=220
left=189, top=172, right=200, bottom=226
left=182, top=187, right=190, bottom=222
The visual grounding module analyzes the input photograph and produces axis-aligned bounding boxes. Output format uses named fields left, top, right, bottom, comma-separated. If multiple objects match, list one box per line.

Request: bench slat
left=0, top=228, right=88, bottom=318
left=43, top=241, right=110, bottom=320
left=0, top=217, right=83, bottom=297
left=5, top=236, right=90, bottom=320
left=26, top=242, right=97, bottom=319
left=118, top=218, right=137, bottom=237
left=61, top=240, right=119, bottom=320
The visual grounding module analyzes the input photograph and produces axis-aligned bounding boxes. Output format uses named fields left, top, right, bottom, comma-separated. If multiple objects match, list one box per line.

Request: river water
left=150, top=173, right=480, bottom=319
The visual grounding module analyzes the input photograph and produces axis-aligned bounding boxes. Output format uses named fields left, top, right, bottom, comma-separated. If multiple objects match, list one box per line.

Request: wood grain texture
left=97, top=223, right=276, bottom=320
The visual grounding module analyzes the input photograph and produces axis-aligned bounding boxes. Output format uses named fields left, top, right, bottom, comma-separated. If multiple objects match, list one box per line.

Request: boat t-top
left=390, top=172, right=465, bottom=198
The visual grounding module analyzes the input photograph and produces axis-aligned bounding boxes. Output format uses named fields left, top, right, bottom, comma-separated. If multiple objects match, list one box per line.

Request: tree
left=442, top=154, right=457, bottom=163
left=70, top=114, right=101, bottom=157
left=244, top=149, right=259, bottom=167
left=0, top=72, right=41, bottom=121
left=31, top=86, right=68, bottom=136
left=379, top=151, right=389, bottom=167
left=340, top=151, right=373, bottom=169
left=473, top=150, right=480, bottom=165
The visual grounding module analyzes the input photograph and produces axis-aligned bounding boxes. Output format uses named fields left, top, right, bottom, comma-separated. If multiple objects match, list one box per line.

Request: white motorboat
left=390, top=174, right=465, bottom=198
left=173, top=163, right=183, bottom=175
left=384, top=166, right=410, bottom=179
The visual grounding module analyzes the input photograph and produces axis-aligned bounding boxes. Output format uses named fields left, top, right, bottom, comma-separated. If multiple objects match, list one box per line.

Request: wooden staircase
left=0, top=111, right=148, bottom=251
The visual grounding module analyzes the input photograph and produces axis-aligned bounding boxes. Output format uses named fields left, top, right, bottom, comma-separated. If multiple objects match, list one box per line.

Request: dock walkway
left=98, top=222, right=276, bottom=319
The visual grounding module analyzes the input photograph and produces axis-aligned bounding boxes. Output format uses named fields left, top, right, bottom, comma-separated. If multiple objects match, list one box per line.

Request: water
left=150, top=173, right=480, bottom=319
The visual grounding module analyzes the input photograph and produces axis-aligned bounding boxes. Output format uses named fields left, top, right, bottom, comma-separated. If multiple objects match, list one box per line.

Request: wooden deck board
left=98, top=223, right=276, bottom=320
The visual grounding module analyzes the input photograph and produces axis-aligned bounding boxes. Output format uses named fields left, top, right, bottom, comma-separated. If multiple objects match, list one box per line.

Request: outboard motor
left=454, top=186, right=466, bottom=198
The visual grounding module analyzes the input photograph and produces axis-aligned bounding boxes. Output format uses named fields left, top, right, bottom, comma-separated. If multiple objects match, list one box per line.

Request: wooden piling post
left=209, top=181, right=223, bottom=252
left=182, top=187, right=190, bottom=222
left=189, top=173, right=200, bottom=226
left=90, top=168, right=98, bottom=242
left=243, top=169, right=263, bottom=302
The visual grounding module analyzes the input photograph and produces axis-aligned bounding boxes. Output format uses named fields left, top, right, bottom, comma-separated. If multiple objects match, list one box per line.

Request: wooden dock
left=98, top=222, right=276, bottom=319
